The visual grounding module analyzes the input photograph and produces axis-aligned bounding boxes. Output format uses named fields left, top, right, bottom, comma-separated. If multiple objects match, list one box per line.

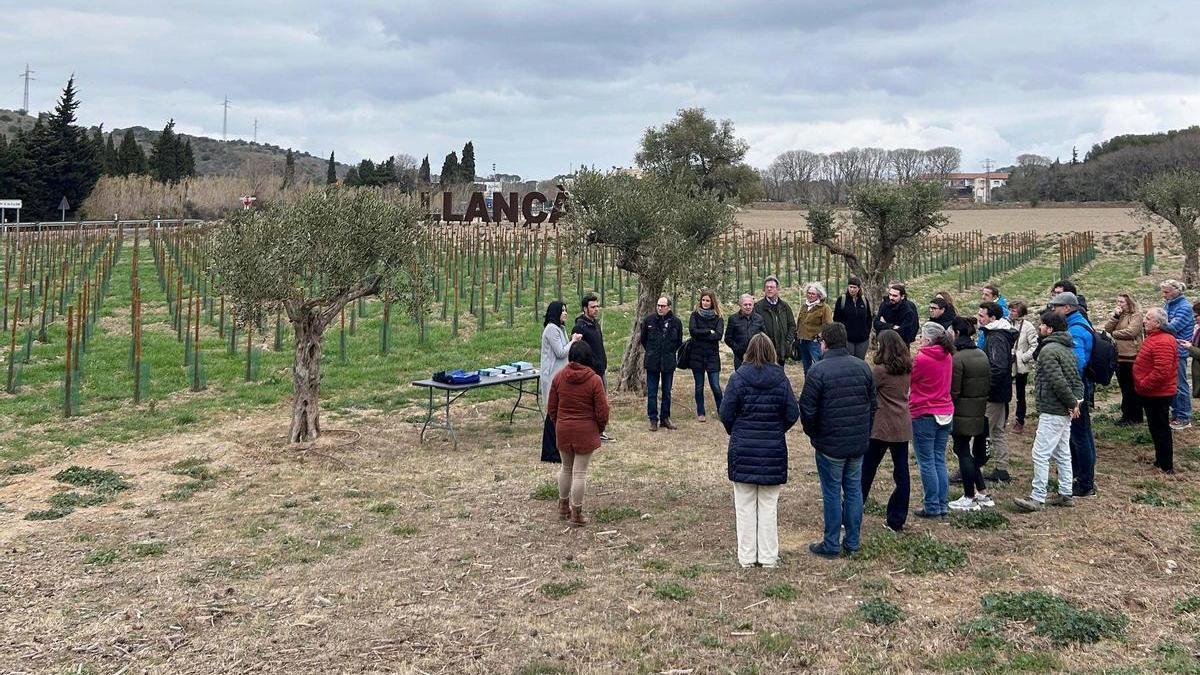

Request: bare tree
left=889, top=148, right=924, bottom=183
left=924, top=146, right=962, bottom=179
left=1016, top=153, right=1052, bottom=168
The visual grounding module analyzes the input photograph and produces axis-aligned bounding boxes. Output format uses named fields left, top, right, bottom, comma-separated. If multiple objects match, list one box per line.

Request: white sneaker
left=949, top=495, right=980, bottom=511
left=973, top=493, right=995, bottom=508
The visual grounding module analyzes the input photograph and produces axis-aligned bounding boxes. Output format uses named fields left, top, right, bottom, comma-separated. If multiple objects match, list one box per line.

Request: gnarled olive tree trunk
left=617, top=277, right=664, bottom=393
left=289, top=311, right=323, bottom=443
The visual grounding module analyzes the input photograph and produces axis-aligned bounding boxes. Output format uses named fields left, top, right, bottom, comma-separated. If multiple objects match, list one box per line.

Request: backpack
left=1085, top=327, right=1118, bottom=386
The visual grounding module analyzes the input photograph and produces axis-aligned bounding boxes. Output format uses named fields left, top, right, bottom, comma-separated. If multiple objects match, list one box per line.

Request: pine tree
left=419, top=155, right=431, bottom=186
left=22, top=77, right=101, bottom=219
left=104, top=133, right=117, bottom=175
left=326, top=151, right=337, bottom=184
left=182, top=139, right=195, bottom=177
left=117, top=128, right=147, bottom=176
left=440, top=152, right=460, bottom=186
left=150, top=119, right=181, bottom=182
left=460, top=141, right=476, bottom=184
left=281, top=148, right=295, bottom=189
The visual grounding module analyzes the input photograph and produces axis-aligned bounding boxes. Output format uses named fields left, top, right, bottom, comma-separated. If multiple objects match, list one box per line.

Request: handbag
left=676, top=339, right=693, bottom=369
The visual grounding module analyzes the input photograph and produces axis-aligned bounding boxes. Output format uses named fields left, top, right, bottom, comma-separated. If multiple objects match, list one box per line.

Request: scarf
left=697, top=307, right=716, bottom=319
left=805, top=300, right=820, bottom=311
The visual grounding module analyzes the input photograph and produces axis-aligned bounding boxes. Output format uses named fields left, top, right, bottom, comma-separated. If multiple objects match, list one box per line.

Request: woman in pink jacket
left=909, top=322, right=956, bottom=518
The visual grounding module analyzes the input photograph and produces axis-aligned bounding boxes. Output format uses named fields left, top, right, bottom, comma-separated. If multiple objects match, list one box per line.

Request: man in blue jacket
left=1049, top=292, right=1096, bottom=497
left=800, top=322, right=877, bottom=558
left=1162, top=280, right=1195, bottom=430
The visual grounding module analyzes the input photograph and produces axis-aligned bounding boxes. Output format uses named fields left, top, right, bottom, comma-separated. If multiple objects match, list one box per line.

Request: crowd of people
left=535, top=274, right=1198, bottom=565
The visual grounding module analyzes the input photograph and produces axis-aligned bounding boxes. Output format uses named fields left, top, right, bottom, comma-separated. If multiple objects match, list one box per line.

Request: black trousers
left=540, top=414, right=560, bottom=463
left=952, top=433, right=988, bottom=498
left=1143, top=395, right=1173, bottom=472
left=1014, top=373, right=1029, bottom=425
left=1116, top=361, right=1143, bottom=423
left=861, top=439, right=910, bottom=530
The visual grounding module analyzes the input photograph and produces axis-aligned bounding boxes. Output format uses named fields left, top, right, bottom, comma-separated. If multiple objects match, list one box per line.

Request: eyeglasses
left=656, top=303, right=669, bottom=308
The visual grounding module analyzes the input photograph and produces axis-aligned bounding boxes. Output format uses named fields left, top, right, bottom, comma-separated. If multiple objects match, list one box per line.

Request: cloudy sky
left=3, top=1, right=1197, bottom=178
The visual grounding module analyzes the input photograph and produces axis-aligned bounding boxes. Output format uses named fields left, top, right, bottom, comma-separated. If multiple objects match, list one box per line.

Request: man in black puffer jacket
left=800, top=322, right=877, bottom=558
left=977, top=301, right=1018, bottom=482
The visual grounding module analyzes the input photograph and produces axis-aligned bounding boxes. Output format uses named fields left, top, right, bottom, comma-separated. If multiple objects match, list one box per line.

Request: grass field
left=1, top=219, right=1197, bottom=673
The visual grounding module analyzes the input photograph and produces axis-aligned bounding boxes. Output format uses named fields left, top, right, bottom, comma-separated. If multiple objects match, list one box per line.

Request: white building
left=945, top=172, right=1010, bottom=203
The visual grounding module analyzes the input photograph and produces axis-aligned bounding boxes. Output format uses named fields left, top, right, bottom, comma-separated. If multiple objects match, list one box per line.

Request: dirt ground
left=2, top=374, right=1199, bottom=673
left=736, top=205, right=1146, bottom=234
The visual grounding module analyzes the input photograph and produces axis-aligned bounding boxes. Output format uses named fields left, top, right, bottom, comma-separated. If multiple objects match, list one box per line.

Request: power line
left=17, top=64, right=34, bottom=114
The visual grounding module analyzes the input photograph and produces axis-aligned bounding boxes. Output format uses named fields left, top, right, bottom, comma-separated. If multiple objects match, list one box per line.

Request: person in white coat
left=540, top=300, right=581, bottom=462
left=1010, top=301, right=1038, bottom=434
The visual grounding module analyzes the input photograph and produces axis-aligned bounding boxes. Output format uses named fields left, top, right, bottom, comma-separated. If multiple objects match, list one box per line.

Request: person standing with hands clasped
left=875, top=284, right=919, bottom=344
left=754, top=276, right=796, bottom=366
left=801, top=323, right=877, bottom=558
left=860, top=330, right=913, bottom=532
left=834, top=277, right=872, bottom=359
left=720, top=333, right=800, bottom=568
left=641, top=296, right=683, bottom=431
left=688, top=290, right=725, bottom=422
left=725, top=294, right=765, bottom=371
left=540, top=301, right=582, bottom=463
left=1105, top=293, right=1143, bottom=426
left=1014, top=311, right=1083, bottom=512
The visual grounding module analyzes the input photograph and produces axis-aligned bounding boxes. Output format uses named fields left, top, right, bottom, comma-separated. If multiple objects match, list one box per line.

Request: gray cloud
left=1, top=1, right=1197, bottom=178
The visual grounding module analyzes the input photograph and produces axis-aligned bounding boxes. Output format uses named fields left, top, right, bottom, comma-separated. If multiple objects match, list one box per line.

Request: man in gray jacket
left=1014, top=311, right=1083, bottom=512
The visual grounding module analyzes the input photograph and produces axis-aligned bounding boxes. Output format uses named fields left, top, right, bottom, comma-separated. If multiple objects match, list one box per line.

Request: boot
left=661, top=418, right=678, bottom=430
left=569, top=506, right=587, bottom=527
left=649, top=420, right=659, bottom=432
left=558, top=498, right=570, bottom=520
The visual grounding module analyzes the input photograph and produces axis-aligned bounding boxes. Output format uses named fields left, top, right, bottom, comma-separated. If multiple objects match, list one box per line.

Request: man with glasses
left=725, top=293, right=765, bottom=370
left=640, top=296, right=683, bottom=431
left=753, top=276, right=796, bottom=367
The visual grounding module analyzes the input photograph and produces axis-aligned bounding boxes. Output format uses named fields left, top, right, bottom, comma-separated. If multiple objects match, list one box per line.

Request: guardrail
left=1, top=219, right=205, bottom=232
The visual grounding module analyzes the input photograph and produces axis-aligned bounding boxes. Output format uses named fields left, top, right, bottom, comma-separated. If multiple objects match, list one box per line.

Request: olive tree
left=1138, top=169, right=1200, bottom=287
left=211, top=188, right=431, bottom=442
left=807, top=180, right=948, bottom=305
left=564, top=171, right=735, bottom=392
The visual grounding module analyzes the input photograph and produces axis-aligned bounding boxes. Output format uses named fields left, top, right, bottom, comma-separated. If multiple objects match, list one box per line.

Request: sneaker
left=1012, top=497, right=1044, bottom=512
left=1171, top=419, right=1192, bottom=431
left=883, top=523, right=904, bottom=533
left=600, top=432, right=614, bottom=442
left=973, top=493, right=995, bottom=508
left=948, top=496, right=980, bottom=511
left=1046, top=493, right=1075, bottom=507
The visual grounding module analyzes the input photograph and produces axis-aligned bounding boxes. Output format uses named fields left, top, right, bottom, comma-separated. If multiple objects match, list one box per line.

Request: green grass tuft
left=390, top=524, right=417, bottom=537
left=530, top=481, right=559, bottom=501
left=981, top=590, right=1127, bottom=644
left=367, top=501, right=398, bottom=515
left=653, top=581, right=693, bottom=601
left=1173, top=595, right=1200, bottom=615
left=129, top=541, right=167, bottom=558
left=592, top=505, right=640, bottom=523
left=0, top=463, right=34, bottom=476
left=24, top=506, right=73, bottom=520
left=854, top=531, right=967, bottom=574
left=859, top=597, right=904, bottom=625
left=48, top=491, right=110, bottom=509
left=84, top=547, right=121, bottom=566
left=951, top=509, right=1010, bottom=530
left=539, top=579, right=585, bottom=599
left=52, top=466, right=130, bottom=494
left=762, top=582, right=798, bottom=601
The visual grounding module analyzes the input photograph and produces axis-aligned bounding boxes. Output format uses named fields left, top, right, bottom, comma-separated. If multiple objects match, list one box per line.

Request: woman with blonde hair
left=687, top=289, right=725, bottom=422
left=796, top=282, right=833, bottom=373
left=720, top=333, right=800, bottom=567
left=1105, top=292, right=1143, bottom=426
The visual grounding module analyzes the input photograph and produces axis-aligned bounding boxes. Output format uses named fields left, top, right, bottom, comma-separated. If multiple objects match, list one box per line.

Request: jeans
left=1144, top=395, right=1174, bottom=472
left=692, top=368, right=723, bottom=416
left=1116, top=361, right=1142, bottom=423
left=1031, top=413, right=1072, bottom=502
left=1069, top=395, right=1096, bottom=493
left=952, top=433, right=988, bottom=498
left=861, top=439, right=909, bottom=530
left=732, top=353, right=744, bottom=371
left=814, top=452, right=864, bottom=552
left=1014, top=373, right=1029, bottom=425
left=733, top=482, right=781, bottom=566
left=799, top=339, right=822, bottom=373
left=1173, top=356, right=1192, bottom=422
left=912, top=415, right=950, bottom=514
left=646, top=369, right=674, bottom=422
left=985, top=401, right=1009, bottom=471
left=847, top=340, right=869, bottom=360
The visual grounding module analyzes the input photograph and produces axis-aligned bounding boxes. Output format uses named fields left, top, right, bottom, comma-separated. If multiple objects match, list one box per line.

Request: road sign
left=58, top=196, right=70, bottom=211
left=0, top=199, right=21, bottom=209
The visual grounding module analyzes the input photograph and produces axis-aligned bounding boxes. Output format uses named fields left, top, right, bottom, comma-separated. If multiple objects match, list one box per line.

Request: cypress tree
left=182, top=139, right=195, bottom=177
left=104, top=133, right=117, bottom=175
left=440, top=152, right=460, bottom=186
left=460, top=141, right=476, bottom=184
left=117, top=128, right=147, bottom=176
left=150, top=120, right=181, bottom=182
left=281, top=148, right=295, bottom=189
left=326, top=151, right=337, bottom=184
left=419, top=155, right=431, bottom=186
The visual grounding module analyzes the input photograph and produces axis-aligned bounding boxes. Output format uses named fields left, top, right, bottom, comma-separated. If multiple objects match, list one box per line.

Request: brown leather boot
left=558, top=498, right=570, bottom=520
left=661, top=418, right=678, bottom=430
left=649, top=420, right=658, bottom=432
left=569, top=506, right=587, bottom=527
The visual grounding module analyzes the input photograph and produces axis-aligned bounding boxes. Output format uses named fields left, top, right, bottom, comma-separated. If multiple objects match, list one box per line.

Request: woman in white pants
left=718, top=334, right=801, bottom=568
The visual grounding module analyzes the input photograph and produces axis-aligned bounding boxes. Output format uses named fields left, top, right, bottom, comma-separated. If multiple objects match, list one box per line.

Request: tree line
left=996, top=128, right=1200, bottom=203
left=760, top=146, right=962, bottom=204
left=342, top=141, right=482, bottom=189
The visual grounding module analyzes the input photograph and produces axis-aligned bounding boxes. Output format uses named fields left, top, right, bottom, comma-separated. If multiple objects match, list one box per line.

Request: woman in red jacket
left=548, top=341, right=611, bottom=525
left=1134, top=307, right=1179, bottom=473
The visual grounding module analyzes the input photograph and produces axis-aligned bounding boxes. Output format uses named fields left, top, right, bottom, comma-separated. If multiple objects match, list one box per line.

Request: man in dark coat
left=573, top=293, right=613, bottom=441
left=978, top=301, right=1018, bottom=482
left=928, top=297, right=957, bottom=329
left=833, top=277, right=872, bottom=359
left=640, top=295, right=683, bottom=431
left=874, top=283, right=918, bottom=344
left=753, top=276, right=795, bottom=366
left=725, top=293, right=765, bottom=370
left=800, top=322, right=877, bottom=558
